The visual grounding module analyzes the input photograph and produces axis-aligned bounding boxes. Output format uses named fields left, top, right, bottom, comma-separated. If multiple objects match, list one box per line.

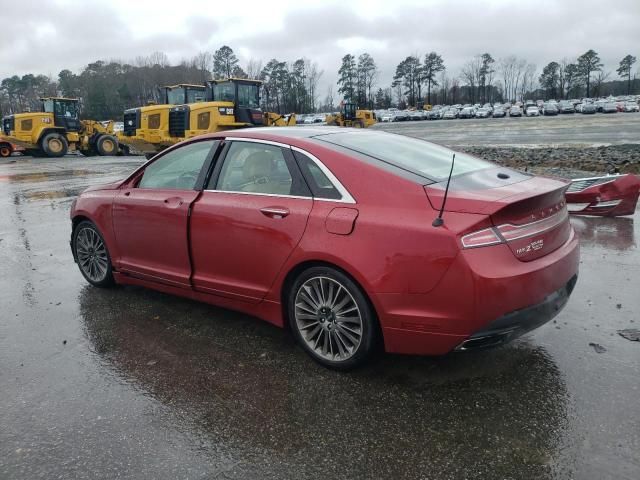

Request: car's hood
left=82, top=179, right=125, bottom=193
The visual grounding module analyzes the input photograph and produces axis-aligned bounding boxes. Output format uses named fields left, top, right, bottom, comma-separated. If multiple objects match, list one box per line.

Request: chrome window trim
left=201, top=190, right=312, bottom=201
left=207, top=137, right=356, bottom=204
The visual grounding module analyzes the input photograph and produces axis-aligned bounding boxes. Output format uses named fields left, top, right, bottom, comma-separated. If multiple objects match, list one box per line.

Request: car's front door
left=190, top=140, right=313, bottom=302
left=112, top=140, right=218, bottom=287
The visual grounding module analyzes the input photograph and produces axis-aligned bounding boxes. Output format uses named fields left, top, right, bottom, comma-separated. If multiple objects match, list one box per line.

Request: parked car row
left=296, top=114, right=327, bottom=124
left=291, top=95, right=639, bottom=126
left=375, top=95, right=640, bottom=122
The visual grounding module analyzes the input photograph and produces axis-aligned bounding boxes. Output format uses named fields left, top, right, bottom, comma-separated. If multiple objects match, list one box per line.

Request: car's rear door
left=189, top=139, right=313, bottom=302
left=112, top=140, right=218, bottom=287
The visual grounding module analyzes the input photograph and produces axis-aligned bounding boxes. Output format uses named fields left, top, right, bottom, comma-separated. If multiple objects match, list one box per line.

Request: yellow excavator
left=118, top=84, right=207, bottom=155
left=120, top=78, right=296, bottom=157
left=325, top=102, right=376, bottom=128
left=1, top=98, right=119, bottom=157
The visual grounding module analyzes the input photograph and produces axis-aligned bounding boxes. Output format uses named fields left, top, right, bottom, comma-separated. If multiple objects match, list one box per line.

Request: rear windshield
left=316, top=131, right=492, bottom=181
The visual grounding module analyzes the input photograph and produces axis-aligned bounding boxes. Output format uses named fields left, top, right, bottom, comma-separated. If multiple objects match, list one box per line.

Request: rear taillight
left=461, top=228, right=502, bottom=248
left=460, top=208, right=568, bottom=249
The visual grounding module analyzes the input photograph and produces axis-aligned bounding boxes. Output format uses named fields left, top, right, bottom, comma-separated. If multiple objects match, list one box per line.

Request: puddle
left=0, top=169, right=95, bottom=183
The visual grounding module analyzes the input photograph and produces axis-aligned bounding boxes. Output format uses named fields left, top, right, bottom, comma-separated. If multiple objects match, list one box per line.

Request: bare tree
left=500, top=56, right=517, bottom=102
left=323, top=85, right=334, bottom=111
left=518, top=64, right=537, bottom=101
left=305, top=59, right=323, bottom=112
left=461, top=55, right=482, bottom=103
left=195, top=51, right=212, bottom=83
left=245, top=58, right=263, bottom=80
left=592, top=70, right=611, bottom=97
left=438, top=71, right=450, bottom=104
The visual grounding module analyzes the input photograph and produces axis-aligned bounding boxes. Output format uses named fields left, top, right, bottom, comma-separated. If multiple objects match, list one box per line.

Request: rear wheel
left=73, top=221, right=114, bottom=287
left=96, top=135, right=118, bottom=156
left=0, top=143, right=12, bottom=157
left=288, top=266, right=379, bottom=370
left=41, top=133, right=68, bottom=157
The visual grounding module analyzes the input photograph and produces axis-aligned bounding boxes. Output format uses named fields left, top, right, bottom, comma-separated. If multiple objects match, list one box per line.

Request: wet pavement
left=375, top=112, right=640, bottom=147
left=1, top=154, right=639, bottom=480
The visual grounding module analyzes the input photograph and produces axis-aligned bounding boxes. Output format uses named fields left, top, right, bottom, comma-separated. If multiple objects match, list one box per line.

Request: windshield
left=43, top=99, right=78, bottom=117
left=317, top=131, right=492, bottom=181
left=186, top=88, right=207, bottom=103
left=166, top=87, right=206, bottom=105
left=213, top=82, right=236, bottom=103
left=166, top=88, right=186, bottom=105
left=237, top=83, right=260, bottom=108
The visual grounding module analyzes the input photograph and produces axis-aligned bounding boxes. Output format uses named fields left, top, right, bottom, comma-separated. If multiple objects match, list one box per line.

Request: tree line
left=1, top=45, right=638, bottom=120
left=0, top=46, right=324, bottom=119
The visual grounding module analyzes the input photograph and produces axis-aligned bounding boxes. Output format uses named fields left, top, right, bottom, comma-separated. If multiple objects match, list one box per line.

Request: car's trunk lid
left=425, top=168, right=571, bottom=261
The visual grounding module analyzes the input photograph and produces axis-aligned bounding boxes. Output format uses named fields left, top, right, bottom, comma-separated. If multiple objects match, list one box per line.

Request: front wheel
left=73, top=221, right=115, bottom=287
left=0, top=143, right=12, bottom=157
left=41, top=132, right=68, bottom=157
left=288, top=266, right=379, bottom=370
left=96, top=135, right=118, bottom=156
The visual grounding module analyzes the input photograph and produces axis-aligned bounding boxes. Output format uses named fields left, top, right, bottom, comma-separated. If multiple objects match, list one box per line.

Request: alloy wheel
left=294, top=276, right=363, bottom=362
left=75, top=227, right=109, bottom=282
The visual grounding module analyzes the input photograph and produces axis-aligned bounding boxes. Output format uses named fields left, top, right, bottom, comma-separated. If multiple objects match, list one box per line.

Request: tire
left=144, top=153, right=155, bottom=160
left=96, top=135, right=118, bottom=156
left=0, top=143, right=12, bottom=157
left=41, top=132, right=68, bottom=157
left=72, top=220, right=115, bottom=288
left=288, top=266, right=379, bottom=370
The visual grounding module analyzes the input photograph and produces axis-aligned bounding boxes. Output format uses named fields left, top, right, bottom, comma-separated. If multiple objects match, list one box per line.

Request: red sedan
left=70, top=128, right=579, bottom=369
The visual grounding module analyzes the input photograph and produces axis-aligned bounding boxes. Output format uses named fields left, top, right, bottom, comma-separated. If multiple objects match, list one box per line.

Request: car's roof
left=221, top=126, right=346, bottom=139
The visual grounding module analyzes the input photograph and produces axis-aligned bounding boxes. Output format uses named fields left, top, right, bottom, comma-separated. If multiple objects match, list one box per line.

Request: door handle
left=260, top=207, right=290, bottom=218
left=163, top=197, right=184, bottom=207
left=124, top=191, right=130, bottom=196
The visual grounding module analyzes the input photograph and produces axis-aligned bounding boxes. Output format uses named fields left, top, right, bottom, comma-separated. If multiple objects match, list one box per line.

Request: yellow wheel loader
left=118, top=84, right=207, bottom=156
left=325, top=102, right=376, bottom=128
left=165, top=79, right=263, bottom=147
left=0, top=98, right=119, bottom=157
left=263, top=112, right=297, bottom=126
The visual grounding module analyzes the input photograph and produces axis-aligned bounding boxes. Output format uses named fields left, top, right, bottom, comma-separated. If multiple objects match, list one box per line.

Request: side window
left=214, top=142, right=310, bottom=197
left=293, top=150, right=342, bottom=200
left=138, top=140, right=216, bottom=190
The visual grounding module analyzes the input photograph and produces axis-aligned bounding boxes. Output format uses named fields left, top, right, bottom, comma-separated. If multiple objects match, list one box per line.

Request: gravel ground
left=456, top=144, right=640, bottom=178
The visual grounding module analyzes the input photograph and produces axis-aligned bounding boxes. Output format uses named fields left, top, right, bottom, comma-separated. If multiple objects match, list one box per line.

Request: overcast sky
left=2, top=0, right=639, bottom=97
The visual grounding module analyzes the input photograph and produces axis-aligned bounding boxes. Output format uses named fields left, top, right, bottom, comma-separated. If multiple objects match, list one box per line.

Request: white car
left=526, top=106, right=540, bottom=117
left=624, top=102, right=639, bottom=112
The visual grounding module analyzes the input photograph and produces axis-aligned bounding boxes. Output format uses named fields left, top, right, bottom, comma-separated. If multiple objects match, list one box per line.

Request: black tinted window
left=293, top=150, right=342, bottom=200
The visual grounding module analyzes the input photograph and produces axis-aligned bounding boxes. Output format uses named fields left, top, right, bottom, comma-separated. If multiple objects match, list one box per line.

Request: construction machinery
left=0, top=139, right=24, bottom=158
left=325, top=102, right=376, bottom=128
left=119, top=84, right=207, bottom=155
left=1, top=98, right=119, bottom=157
left=120, top=78, right=278, bottom=156
left=263, top=112, right=297, bottom=126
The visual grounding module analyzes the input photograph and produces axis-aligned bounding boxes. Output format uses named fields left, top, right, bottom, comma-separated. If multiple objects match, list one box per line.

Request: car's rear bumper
left=454, top=274, right=577, bottom=350
left=379, top=227, right=580, bottom=355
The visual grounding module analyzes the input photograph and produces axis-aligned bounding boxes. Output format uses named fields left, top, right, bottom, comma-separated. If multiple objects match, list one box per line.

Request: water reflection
left=79, top=285, right=571, bottom=478
left=571, top=216, right=636, bottom=251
